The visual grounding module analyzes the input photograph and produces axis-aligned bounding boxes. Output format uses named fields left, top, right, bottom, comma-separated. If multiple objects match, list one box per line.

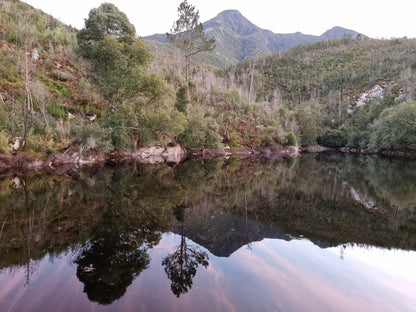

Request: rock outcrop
left=132, top=145, right=186, bottom=165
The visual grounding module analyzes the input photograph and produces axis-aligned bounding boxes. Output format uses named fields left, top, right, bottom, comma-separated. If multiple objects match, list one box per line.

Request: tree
left=294, top=100, right=327, bottom=146
left=369, top=100, right=416, bottom=151
left=320, top=129, right=347, bottom=148
left=162, top=226, right=209, bottom=297
left=168, top=0, right=215, bottom=99
left=77, top=3, right=155, bottom=114
left=175, top=84, right=189, bottom=115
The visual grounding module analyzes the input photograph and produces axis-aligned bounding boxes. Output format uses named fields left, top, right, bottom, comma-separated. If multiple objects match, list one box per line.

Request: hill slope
left=145, top=10, right=363, bottom=67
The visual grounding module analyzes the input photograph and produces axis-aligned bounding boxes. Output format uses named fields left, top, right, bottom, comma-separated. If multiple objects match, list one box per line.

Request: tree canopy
left=167, top=0, right=215, bottom=92
left=76, top=3, right=154, bottom=109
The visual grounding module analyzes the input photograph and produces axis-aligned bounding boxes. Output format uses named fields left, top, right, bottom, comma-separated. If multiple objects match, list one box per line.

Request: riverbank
left=0, top=144, right=301, bottom=175
left=1, top=143, right=415, bottom=176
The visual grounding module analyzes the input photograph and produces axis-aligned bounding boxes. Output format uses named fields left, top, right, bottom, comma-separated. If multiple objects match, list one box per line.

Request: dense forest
left=0, top=0, right=415, bottom=158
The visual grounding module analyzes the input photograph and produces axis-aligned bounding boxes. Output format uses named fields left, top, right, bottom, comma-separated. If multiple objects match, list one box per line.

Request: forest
left=0, top=0, right=415, bottom=158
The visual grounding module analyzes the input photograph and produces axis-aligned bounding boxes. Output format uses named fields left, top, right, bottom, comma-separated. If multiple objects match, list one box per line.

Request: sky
left=24, top=0, right=416, bottom=39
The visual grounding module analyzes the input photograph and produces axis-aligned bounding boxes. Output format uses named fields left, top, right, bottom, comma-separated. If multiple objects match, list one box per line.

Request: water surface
left=1, top=153, right=416, bottom=311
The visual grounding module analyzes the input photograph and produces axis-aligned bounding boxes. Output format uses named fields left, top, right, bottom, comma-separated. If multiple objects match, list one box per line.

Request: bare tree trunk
left=248, top=45, right=261, bottom=104
left=185, top=55, right=190, bottom=102
left=22, top=51, right=33, bottom=150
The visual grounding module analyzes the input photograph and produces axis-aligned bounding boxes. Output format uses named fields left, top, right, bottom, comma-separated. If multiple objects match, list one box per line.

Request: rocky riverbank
left=0, top=144, right=301, bottom=175
left=2, top=143, right=414, bottom=176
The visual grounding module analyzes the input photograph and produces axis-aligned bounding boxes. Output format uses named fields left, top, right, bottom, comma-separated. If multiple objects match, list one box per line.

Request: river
left=0, top=152, right=415, bottom=311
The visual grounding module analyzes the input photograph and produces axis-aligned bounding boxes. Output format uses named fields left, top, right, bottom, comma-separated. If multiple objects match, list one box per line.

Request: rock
left=84, top=113, right=96, bottom=121
left=43, top=151, right=80, bottom=169
left=132, top=146, right=165, bottom=164
left=257, top=145, right=299, bottom=159
left=301, top=145, right=331, bottom=153
left=32, top=48, right=39, bottom=60
left=356, top=84, right=384, bottom=107
left=161, top=146, right=186, bottom=164
left=9, top=137, right=20, bottom=151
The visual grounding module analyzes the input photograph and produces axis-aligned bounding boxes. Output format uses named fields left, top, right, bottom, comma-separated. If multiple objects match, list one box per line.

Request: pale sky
left=24, top=0, right=416, bottom=39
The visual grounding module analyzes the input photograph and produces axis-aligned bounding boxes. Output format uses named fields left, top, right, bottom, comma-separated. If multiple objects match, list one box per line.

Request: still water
left=0, top=153, right=416, bottom=311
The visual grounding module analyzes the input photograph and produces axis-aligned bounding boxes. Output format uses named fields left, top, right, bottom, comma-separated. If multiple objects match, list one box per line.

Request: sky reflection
left=1, top=234, right=416, bottom=312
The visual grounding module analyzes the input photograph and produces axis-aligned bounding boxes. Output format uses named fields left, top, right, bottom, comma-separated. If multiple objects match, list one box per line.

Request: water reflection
left=74, top=214, right=151, bottom=304
left=162, top=204, right=209, bottom=297
left=162, top=226, right=209, bottom=297
left=0, top=153, right=416, bottom=311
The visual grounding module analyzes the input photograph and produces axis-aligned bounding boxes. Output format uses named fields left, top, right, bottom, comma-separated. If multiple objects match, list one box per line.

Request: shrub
left=285, top=131, right=297, bottom=146
left=369, top=101, right=416, bottom=151
left=0, top=130, right=11, bottom=154
left=47, top=104, right=68, bottom=120
left=72, top=123, right=113, bottom=152
left=178, top=107, right=222, bottom=149
left=174, top=85, right=188, bottom=115
left=320, top=129, right=347, bottom=148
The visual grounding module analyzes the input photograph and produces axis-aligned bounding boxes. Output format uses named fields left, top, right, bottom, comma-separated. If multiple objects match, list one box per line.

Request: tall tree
left=77, top=3, right=156, bottom=115
left=167, top=0, right=215, bottom=99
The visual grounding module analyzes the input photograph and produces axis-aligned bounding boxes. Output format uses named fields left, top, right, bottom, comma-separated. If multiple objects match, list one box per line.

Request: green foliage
left=175, top=85, right=188, bottom=115
left=45, top=27, right=77, bottom=47
left=72, top=123, right=114, bottom=152
left=178, top=106, right=222, bottom=149
left=168, top=0, right=216, bottom=58
left=77, top=3, right=135, bottom=45
left=369, top=101, right=416, bottom=151
left=46, top=104, right=68, bottom=120
left=285, top=131, right=297, bottom=146
left=294, top=100, right=327, bottom=146
left=77, top=3, right=154, bottom=108
left=233, top=38, right=416, bottom=105
left=0, top=130, right=11, bottom=154
left=346, top=95, right=396, bottom=148
left=136, top=109, right=187, bottom=146
left=168, top=0, right=215, bottom=89
left=102, top=111, right=134, bottom=150
left=320, top=129, right=347, bottom=148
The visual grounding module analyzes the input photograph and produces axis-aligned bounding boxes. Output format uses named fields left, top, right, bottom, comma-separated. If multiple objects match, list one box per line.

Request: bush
left=178, top=107, right=222, bottom=149
left=72, top=123, right=113, bottom=152
left=285, top=131, right=297, bottom=146
left=47, top=104, right=68, bottom=120
left=175, top=85, right=188, bottom=115
left=0, top=130, right=11, bottom=154
left=320, top=129, right=347, bottom=148
left=369, top=100, right=416, bottom=151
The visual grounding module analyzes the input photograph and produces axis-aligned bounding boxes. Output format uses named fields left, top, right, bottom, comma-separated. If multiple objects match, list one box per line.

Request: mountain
left=144, top=10, right=364, bottom=67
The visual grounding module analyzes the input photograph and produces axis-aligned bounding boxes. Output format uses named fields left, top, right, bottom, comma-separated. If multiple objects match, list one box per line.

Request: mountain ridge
left=144, top=9, right=364, bottom=67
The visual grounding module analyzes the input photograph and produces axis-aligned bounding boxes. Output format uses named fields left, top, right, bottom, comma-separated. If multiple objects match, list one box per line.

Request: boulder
left=132, top=146, right=165, bottom=164
left=161, top=146, right=186, bottom=164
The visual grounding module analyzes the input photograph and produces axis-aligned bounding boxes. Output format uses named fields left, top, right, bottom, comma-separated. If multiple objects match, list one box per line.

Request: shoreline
left=1, top=144, right=415, bottom=176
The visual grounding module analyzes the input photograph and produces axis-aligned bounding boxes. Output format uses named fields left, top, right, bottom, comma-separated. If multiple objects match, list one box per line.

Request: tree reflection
left=75, top=232, right=149, bottom=305
left=162, top=225, right=209, bottom=297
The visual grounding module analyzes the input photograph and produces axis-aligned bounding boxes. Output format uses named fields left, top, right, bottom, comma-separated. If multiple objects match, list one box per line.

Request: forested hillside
left=225, top=37, right=416, bottom=150
left=0, top=0, right=415, bottom=158
left=0, top=0, right=106, bottom=153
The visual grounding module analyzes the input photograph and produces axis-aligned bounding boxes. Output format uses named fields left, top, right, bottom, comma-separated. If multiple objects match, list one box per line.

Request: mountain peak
left=321, top=26, right=363, bottom=40
left=205, top=9, right=260, bottom=36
